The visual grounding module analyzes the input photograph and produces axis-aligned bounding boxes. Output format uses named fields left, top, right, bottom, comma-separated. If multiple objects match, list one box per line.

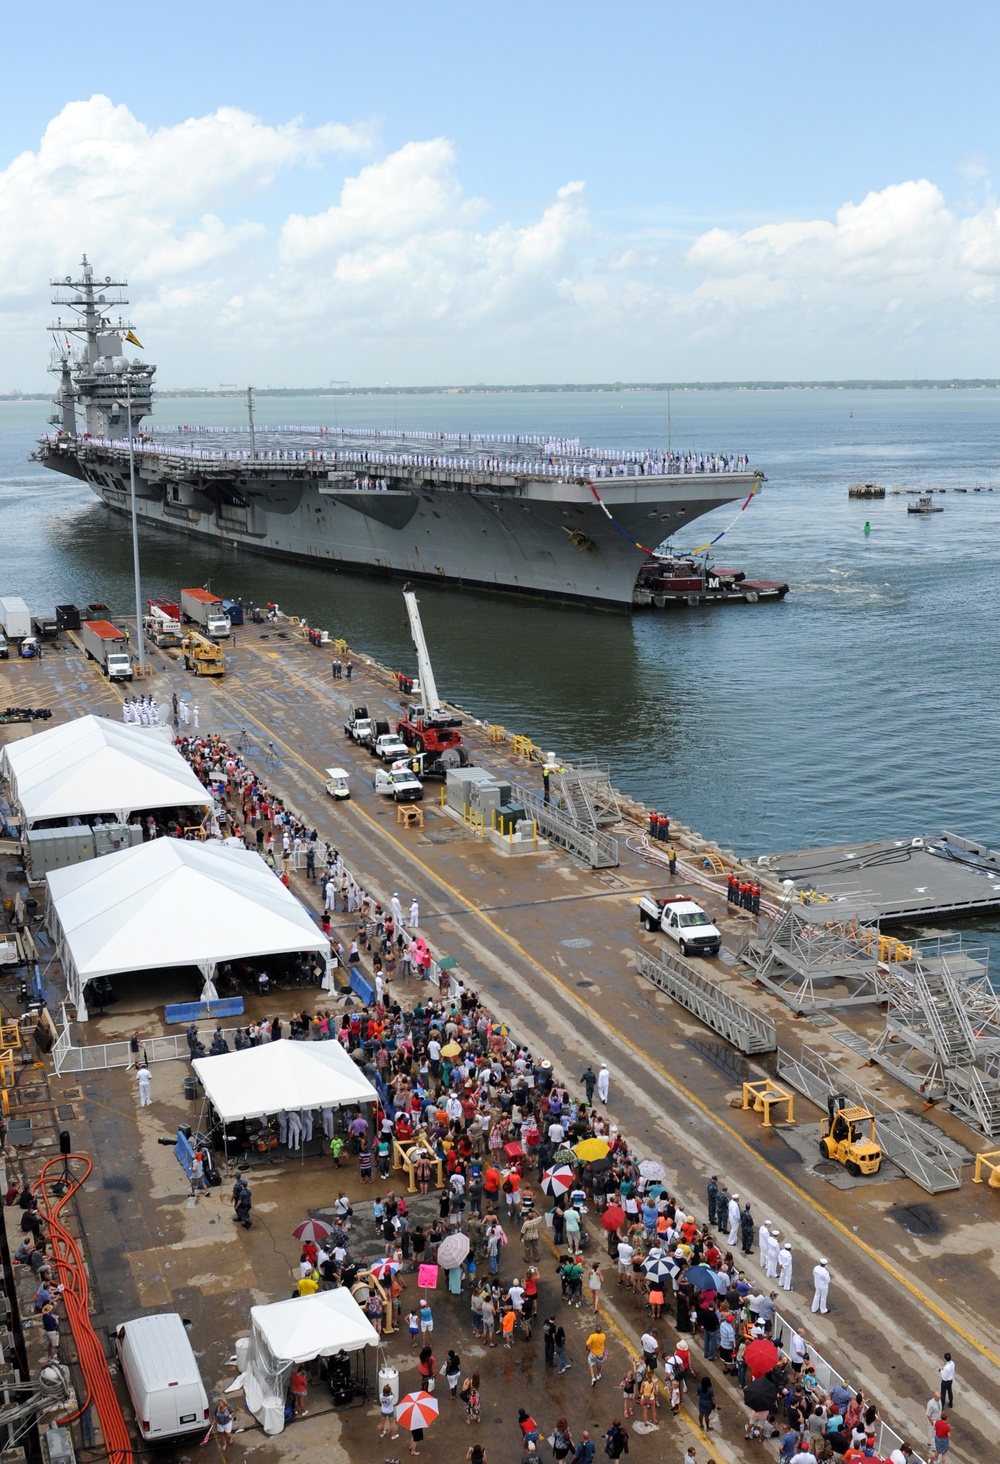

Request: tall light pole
left=116, top=384, right=146, bottom=674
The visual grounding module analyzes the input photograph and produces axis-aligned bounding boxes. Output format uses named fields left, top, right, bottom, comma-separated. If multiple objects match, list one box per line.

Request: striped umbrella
left=541, top=1164, right=575, bottom=1196
left=369, top=1258, right=401, bottom=1280
left=396, top=1392, right=440, bottom=1430
left=292, top=1219, right=334, bottom=1243
left=641, top=1254, right=674, bottom=1284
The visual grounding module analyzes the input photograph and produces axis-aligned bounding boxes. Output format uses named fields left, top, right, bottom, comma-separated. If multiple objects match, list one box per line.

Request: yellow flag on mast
left=124, top=330, right=143, bottom=348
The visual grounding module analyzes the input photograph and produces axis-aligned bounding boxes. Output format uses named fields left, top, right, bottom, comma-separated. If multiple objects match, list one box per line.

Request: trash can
left=183, top=1075, right=200, bottom=1101
left=378, top=1365, right=399, bottom=1405
left=235, top=1337, right=250, bottom=1374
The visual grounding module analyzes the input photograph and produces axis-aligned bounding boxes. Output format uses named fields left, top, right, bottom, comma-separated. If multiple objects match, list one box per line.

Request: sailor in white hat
left=765, top=1229, right=780, bottom=1279
left=811, top=1257, right=831, bottom=1313
left=727, top=1192, right=741, bottom=1246
left=778, top=1242, right=793, bottom=1291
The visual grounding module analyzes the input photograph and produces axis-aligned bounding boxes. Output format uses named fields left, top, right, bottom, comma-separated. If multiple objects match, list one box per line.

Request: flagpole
left=124, top=383, right=146, bottom=674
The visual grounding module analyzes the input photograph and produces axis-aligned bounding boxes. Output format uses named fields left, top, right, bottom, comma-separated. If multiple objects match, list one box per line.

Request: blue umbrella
left=685, top=1263, right=725, bottom=1292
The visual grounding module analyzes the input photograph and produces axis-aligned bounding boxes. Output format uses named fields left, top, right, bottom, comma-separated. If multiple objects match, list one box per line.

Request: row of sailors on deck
left=122, top=696, right=161, bottom=725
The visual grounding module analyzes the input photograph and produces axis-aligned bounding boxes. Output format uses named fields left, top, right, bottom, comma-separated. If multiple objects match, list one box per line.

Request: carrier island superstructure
left=34, top=259, right=764, bottom=609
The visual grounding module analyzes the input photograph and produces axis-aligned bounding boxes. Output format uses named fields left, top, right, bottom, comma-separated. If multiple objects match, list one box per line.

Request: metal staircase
left=551, top=763, right=621, bottom=831
left=868, top=946, right=1000, bottom=1138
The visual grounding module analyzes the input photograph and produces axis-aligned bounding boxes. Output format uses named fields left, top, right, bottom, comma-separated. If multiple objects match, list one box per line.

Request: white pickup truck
left=637, top=894, right=722, bottom=957
left=344, top=705, right=375, bottom=746
left=373, top=731, right=411, bottom=762
left=373, top=762, right=424, bottom=802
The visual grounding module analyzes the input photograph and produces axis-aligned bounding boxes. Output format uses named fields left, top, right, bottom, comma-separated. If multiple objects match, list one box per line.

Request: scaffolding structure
left=868, top=942, right=1000, bottom=1138
left=739, top=895, right=894, bottom=1012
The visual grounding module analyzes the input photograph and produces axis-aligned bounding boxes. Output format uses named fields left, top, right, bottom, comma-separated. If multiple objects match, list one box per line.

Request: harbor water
left=3, top=387, right=1000, bottom=951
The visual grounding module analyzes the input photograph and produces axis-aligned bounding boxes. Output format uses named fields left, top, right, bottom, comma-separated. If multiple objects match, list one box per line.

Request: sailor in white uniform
left=811, top=1258, right=831, bottom=1313
left=727, top=1193, right=741, bottom=1246
left=778, top=1243, right=793, bottom=1291
left=765, top=1229, right=780, bottom=1279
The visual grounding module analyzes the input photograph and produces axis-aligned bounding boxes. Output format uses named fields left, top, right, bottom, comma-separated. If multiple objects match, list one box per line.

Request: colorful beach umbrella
left=638, top=1159, right=665, bottom=1181
left=541, top=1164, right=575, bottom=1196
left=396, top=1392, right=440, bottom=1430
left=292, top=1218, right=334, bottom=1243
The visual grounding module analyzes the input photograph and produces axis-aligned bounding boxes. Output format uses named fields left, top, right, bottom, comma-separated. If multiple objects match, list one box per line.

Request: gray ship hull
left=41, top=442, right=758, bottom=609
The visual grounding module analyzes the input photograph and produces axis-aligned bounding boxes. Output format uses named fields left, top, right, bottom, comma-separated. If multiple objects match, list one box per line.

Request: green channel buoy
left=864, top=521, right=871, bottom=535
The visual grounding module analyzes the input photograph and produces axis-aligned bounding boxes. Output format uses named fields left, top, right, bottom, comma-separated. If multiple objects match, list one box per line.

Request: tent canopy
left=252, top=1289, right=379, bottom=1363
left=244, top=1290, right=379, bottom=1433
left=192, top=1038, right=378, bottom=1120
left=1, top=714, right=209, bottom=827
left=45, top=839, right=328, bottom=1019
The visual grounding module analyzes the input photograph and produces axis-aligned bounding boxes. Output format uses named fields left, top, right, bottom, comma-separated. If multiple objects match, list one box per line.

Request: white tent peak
left=45, top=839, right=328, bottom=1019
left=192, top=1037, right=378, bottom=1121
left=1, top=714, right=209, bottom=826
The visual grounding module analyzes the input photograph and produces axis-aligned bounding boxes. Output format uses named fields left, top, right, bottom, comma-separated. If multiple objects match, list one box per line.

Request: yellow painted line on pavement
left=218, top=675, right=1000, bottom=1375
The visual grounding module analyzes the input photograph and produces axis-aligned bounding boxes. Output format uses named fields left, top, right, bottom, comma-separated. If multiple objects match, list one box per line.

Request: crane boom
left=402, top=585, right=442, bottom=718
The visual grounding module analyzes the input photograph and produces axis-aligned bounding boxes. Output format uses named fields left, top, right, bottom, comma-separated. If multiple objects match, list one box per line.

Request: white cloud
left=0, top=95, right=373, bottom=291
left=5, top=95, right=1000, bottom=386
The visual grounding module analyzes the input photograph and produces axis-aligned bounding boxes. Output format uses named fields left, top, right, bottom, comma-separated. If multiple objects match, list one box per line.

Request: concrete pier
left=2, top=622, right=999, bottom=1464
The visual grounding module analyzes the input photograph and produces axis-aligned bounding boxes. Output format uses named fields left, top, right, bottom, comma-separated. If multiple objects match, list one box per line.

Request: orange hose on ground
left=33, top=1155, right=132, bottom=1462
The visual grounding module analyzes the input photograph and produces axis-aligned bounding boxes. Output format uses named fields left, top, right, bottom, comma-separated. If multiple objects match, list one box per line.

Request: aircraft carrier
left=34, top=259, right=764, bottom=609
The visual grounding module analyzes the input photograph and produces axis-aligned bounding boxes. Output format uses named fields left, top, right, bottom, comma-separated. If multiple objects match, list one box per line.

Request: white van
left=115, top=1313, right=210, bottom=1443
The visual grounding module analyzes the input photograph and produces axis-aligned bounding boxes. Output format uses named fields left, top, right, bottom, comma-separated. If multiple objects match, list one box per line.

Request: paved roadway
left=4, top=627, right=1000, bottom=1463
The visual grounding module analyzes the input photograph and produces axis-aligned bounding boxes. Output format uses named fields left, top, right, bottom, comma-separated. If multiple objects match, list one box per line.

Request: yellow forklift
left=819, top=1092, right=882, bottom=1176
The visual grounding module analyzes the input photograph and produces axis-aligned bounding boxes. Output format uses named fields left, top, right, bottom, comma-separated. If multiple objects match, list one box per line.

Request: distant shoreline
left=5, top=379, right=1000, bottom=402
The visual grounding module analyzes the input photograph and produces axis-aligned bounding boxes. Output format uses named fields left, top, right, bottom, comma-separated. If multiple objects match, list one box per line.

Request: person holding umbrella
left=397, top=1389, right=439, bottom=1457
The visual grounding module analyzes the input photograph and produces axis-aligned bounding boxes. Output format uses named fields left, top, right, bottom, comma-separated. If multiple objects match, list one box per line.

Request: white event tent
left=0, top=714, right=210, bottom=829
left=243, top=1290, right=379, bottom=1433
left=45, top=839, right=328, bottom=1020
left=191, top=1039, right=378, bottom=1120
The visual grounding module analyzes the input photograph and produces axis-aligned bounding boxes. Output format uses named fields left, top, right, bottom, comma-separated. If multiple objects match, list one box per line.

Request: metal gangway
left=510, top=782, right=619, bottom=868
left=635, top=946, right=776, bottom=1056
left=777, top=1039, right=967, bottom=1193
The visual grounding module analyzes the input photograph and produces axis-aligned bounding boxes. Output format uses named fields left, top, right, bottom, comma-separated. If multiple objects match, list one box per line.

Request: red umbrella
left=744, top=1338, right=780, bottom=1379
left=601, top=1204, right=627, bottom=1232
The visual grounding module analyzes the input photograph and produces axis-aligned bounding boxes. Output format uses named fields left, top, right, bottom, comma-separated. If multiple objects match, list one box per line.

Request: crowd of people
left=169, top=735, right=942, bottom=1464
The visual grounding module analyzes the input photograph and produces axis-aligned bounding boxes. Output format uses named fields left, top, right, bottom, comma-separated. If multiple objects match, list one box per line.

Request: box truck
left=0, top=596, right=32, bottom=641
left=81, top=620, right=133, bottom=681
left=180, top=589, right=230, bottom=639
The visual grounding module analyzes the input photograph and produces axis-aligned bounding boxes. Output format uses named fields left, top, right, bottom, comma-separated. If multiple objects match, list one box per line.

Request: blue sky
left=3, top=2, right=1000, bottom=386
